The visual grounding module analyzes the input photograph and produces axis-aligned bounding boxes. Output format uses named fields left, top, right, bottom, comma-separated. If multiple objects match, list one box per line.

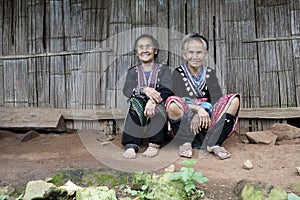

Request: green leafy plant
left=0, top=194, right=9, bottom=200
left=124, top=184, right=154, bottom=200
left=169, top=159, right=208, bottom=199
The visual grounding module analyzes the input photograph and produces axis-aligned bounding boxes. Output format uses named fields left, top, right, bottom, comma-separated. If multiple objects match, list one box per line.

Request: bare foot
left=143, top=146, right=159, bottom=157
left=122, top=148, right=136, bottom=159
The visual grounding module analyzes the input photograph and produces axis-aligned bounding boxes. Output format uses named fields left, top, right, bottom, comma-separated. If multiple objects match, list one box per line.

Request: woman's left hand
left=144, top=99, right=156, bottom=117
left=190, top=114, right=202, bottom=135
left=197, top=107, right=210, bottom=130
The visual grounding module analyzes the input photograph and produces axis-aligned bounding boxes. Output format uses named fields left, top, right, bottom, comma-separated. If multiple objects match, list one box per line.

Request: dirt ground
left=0, top=128, right=299, bottom=199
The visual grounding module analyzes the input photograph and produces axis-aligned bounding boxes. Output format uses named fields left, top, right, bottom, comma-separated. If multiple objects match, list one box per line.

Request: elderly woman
left=121, top=34, right=173, bottom=159
left=166, top=33, right=240, bottom=159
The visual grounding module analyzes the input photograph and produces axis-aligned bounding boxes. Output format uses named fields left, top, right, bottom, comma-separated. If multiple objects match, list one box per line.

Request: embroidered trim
left=179, top=65, right=206, bottom=97
left=137, top=63, right=160, bottom=88
left=148, top=143, right=160, bottom=148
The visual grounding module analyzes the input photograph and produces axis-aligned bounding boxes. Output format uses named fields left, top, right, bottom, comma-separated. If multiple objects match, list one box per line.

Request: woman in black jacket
left=121, top=34, right=173, bottom=159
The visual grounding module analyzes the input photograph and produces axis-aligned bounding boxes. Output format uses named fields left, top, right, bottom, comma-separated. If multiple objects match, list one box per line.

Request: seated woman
left=166, top=33, right=240, bottom=159
left=121, top=34, right=173, bottom=159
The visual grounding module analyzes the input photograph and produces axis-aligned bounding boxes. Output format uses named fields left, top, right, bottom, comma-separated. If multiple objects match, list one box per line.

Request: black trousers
left=170, top=111, right=236, bottom=149
left=121, top=109, right=167, bottom=148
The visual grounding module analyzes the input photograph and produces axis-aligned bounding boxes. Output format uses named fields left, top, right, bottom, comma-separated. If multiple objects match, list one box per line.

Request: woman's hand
left=190, top=114, right=201, bottom=135
left=142, top=87, right=162, bottom=103
left=144, top=99, right=156, bottom=117
left=197, top=107, right=210, bottom=130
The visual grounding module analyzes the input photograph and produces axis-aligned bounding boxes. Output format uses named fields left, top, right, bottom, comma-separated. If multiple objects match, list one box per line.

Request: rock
left=164, top=164, right=175, bottom=172
left=246, top=130, right=277, bottom=144
left=276, top=139, right=298, bottom=145
left=59, top=180, right=82, bottom=195
left=19, top=130, right=40, bottom=142
left=22, top=180, right=68, bottom=200
left=0, top=130, right=16, bottom=138
left=270, top=123, right=300, bottom=141
left=23, top=180, right=53, bottom=200
left=239, top=182, right=287, bottom=200
left=240, top=183, right=264, bottom=200
left=0, top=185, right=14, bottom=195
left=288, top=193, right=300, bottom=200
left=297, top=167, right=300, bottom=176
left=76, top=186, right=117, bottom=200
left=239, top=134, right=250, bottom=144
left=291, top=181, right=300, bottom=196
left=243, top=160, right=253, bottom=170
left=268, top=186, right=288, bottom=200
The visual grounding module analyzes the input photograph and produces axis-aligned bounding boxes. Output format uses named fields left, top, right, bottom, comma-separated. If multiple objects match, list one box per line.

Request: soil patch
left=0, top=129, right=299, bottom=199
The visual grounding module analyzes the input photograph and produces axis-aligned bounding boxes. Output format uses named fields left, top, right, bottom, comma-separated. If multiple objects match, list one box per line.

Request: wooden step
left=0, top=107, right=66, bottom=132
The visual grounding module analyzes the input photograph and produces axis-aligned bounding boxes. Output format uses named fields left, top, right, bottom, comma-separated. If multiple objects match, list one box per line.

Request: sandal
left=209, top=146, right=231, bottom=160
left=143, top=143, right=160, bottom=157
left=122, top=148, right=136, bottom=159
left=179, top=142, right=193, bottom=158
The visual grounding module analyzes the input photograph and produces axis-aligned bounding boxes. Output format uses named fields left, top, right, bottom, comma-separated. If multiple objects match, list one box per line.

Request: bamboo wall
left=0, top=0, right=299, bottom=113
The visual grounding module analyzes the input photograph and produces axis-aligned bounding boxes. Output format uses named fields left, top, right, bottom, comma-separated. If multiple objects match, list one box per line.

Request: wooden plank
left=243, top=36, right=300, bottom=43
left=14, top=59, right=29, bottom=107
left=16, top=0, right=28, bottom=54
left=295, top=58, right=300, bottom=106
left=60, top=108, right=125, bottom=120
left=0, top=107, right=66, bottom=132
left=258, top=41, right=280, bottom=107
left=186, top=0, right=199, bottom=33
left=0, top=61, right=3, bottom=106
left=3, top=107, right=298, bottom=121
left=239, top=107, right=300, bottom=119
left=157, top=0, right=168, bottom=64
left=255, top=0, right=288, bottom=7
left=0, top=0, right=3, bottom=56
left=3, top=60, right=16, bottom=107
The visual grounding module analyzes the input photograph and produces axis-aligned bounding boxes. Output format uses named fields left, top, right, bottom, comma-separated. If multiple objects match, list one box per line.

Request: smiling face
left=183, top=39, right=207, bottom=70
left=135, top=37, right=158, bottom=64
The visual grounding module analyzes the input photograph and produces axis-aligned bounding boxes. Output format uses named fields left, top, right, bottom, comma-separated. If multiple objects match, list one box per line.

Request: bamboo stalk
left=243, top=36, right=300, bottom=43
left=0, top=48, right=111, bottom=60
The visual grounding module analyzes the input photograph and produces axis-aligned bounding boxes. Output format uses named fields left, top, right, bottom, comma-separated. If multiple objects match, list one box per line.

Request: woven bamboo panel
left=0, top=0, right=299, bottom=118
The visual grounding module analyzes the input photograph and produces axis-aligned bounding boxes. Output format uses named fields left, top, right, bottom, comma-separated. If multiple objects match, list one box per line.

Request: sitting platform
left=0, top=107, right=299, bottom=135
left=237, top=107, right=300, bottom=134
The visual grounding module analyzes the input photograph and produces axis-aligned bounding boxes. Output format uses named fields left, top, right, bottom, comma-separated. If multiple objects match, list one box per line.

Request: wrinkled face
left=183, top=40, right=207, bottom=69
left=136, top=37, right=157, bottom=64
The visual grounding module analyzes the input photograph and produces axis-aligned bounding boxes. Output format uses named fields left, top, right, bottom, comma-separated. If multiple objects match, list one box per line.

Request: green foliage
left=47, top=172, right=65, bottom=186
left=169, top=159, right=208, bottom=199
left=0, top=194, right=9, bottom=200
left=125, top=185, right=154, bottom=200
left=81, top=171, right=129, bottom=187
left=47, top=170, right=84, bottom=186
left=128, top=172, right=187, bottom=200
left=47, top=169, right=129, bottom=188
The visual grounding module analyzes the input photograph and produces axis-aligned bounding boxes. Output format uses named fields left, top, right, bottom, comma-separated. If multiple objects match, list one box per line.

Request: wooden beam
left=61, top=108, right=125, bottom=120
left=243, top=36, right=300, bottom=43
left=0, top=107, right=299, bottom=133
left=239, top=107, right=300, bottom=119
